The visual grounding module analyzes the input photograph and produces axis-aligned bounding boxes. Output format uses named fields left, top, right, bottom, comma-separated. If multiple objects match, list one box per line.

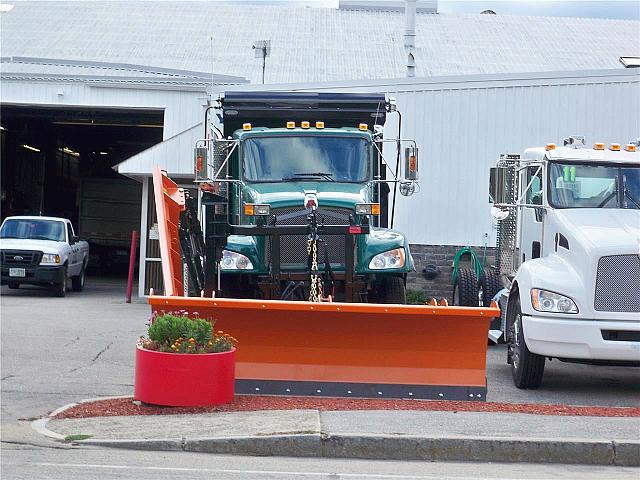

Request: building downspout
left=404, top=0, right=417, bottom=77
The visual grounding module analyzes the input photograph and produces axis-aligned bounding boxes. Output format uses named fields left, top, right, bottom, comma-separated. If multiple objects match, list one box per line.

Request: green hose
left=452, top=247, right=484, bottom=285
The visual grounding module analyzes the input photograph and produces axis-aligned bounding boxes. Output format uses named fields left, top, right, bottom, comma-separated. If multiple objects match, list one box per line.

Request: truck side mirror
left=489, top=167, right=508, bottom=205
left=70, top=235, right=80, bottom=244
left=404, top=147, right=418, bottom=180
left=194, top=146, right=209, bottom=181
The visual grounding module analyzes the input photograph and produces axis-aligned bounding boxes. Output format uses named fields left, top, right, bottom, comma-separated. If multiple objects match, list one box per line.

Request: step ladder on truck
left=489, top=136, right=640, bottom=389
left=150, top=92, right=500, bottom=401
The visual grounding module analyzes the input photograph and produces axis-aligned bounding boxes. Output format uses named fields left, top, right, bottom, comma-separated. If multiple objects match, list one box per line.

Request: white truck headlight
left=220, top=250, right=253, bottom=270
left=40, top=253, right=61, bottom=265
left=531, top=288, right=578, bottom=314
left=368, top=248, right=405, bottom=270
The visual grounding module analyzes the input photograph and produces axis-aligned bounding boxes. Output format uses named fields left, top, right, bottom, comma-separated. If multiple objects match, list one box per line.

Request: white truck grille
left=594, top=254, right=640, bottom=313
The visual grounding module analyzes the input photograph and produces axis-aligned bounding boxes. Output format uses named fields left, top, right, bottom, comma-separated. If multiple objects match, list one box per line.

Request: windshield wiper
left=283, top=172, right=335, bottom=182
left=624, top=188, right=640, bottom=209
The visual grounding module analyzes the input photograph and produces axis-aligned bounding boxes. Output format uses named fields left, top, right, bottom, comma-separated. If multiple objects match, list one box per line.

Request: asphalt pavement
left=2, top=277, right=640, bottom=471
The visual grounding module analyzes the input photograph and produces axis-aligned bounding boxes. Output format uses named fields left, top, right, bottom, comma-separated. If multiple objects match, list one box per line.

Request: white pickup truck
left=0, top=216, right=89, bottom=297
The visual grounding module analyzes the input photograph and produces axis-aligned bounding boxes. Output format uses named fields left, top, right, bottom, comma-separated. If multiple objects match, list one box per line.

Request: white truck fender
left=511, top=254, right=586, bottom=317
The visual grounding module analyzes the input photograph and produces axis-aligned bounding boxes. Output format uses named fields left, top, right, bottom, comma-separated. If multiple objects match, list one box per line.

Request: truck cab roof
left=2, top=216, right=69, bottom=223
left=233, top=126, right=373, bottom=140
left=523, top=145, right=639, bottom=166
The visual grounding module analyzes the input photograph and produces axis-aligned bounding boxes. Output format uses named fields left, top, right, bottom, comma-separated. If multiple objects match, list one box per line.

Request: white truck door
left=518, top=166, right=544, bottom=263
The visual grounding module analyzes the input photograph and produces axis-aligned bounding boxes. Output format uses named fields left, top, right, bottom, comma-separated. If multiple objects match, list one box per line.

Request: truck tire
left=53, top=266, right=67, bottom=298
left=8, top=282, right=20, bottom=289
left=452, top=267, right=478, bottom=306
left=508, top=297, right=545, bottom=389
left=479, top=268, right=502, bottom=307
left=72, top=262, right=86, bottom=292
left=377, top=276, right=406, bottom=304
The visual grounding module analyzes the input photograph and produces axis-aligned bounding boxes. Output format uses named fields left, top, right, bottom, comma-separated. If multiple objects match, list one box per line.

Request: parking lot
left=1, top=276, right=639, bottom=431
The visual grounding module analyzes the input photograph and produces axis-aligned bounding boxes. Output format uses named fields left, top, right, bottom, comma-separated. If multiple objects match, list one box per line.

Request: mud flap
left=149, top=295, right=499, bottom=401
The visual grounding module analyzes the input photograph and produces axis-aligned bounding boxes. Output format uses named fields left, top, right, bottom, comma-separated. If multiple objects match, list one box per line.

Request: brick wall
left=407, top=244, right=496, bottom=302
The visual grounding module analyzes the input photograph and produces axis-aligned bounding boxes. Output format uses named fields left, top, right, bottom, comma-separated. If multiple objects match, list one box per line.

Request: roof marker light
left=545, top=143, right=556, bottom=151
left=301, top=121, right=310, bottom=129
left=610, top=143, right=621, bottom=151
left=593, top=142, right=605, bottom=150
left=242, top=123, right=252, bottom=131
left=625, top=144, right=637, bottom=152
left=286, top=121, right=295, bottom=129
left=359, top=123, right=368, bottom=131
left=316, top=121, right=325, bottom=129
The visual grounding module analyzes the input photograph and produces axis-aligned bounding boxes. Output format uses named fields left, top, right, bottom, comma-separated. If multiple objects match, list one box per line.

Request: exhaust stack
left=405, top=0, right=417, bottom=77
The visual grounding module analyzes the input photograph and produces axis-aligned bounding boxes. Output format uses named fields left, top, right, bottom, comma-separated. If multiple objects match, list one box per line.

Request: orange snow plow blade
left=150, top=167, right=500, bottom=400
left=152, top=166, right=186, bottom=296
left=150, top=295, right=499, bottom=400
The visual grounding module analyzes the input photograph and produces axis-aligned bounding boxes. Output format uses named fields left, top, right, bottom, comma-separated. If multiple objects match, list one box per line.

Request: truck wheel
left=452, top=267, right=478, bottom=306
left=8, top=282, right=20, bottom=289
left=508, top=297, right=545, bottom=389
left=377, top=277, right=406, bottom=304
left=479, top=268, right=502, bottom=307
left=53, top=267, right=67, bottom=298
left=72, top=263, right=86, bottom=292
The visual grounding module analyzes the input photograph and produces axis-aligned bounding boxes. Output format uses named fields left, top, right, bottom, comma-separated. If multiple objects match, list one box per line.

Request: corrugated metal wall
left=251, top=70, right=640, bottom=246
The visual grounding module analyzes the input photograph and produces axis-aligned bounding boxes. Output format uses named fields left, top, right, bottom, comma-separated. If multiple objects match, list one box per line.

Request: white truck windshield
left=242, top=136, right=370, bottom=183
left=0, top=219, right=66, bottom=242
left=548, top=163, right=640, bottom=209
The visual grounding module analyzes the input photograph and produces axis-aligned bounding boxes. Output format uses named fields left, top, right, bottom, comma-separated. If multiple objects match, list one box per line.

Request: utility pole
left=252, top=40, right=271, bottom=84
left=404, top=0, right=417, bottom=77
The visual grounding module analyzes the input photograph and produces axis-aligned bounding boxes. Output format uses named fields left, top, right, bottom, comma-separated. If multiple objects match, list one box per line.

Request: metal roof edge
left=5, top=56, right=245, bottom=82
left=0, top=72, right=246, bottom=90
left=220, top=68, right=640, bottom=93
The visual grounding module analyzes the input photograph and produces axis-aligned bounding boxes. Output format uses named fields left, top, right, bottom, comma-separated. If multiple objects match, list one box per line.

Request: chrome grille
left=268, top=207, right=352, bottom=267
left=1, top=250, right=43, bottom=267
left=594, top=254, right=640, bottom=313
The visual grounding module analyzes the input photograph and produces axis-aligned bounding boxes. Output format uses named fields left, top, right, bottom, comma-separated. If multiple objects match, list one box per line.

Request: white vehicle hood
left=0, top=238, right=65, bottom=252
left=554, top=209, right=640, bottom=250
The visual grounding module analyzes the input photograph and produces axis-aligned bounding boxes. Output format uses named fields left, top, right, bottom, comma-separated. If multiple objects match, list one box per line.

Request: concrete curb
left=33, top=398, right=640, bottom=466
left=42, top=431, right=640, bottom=466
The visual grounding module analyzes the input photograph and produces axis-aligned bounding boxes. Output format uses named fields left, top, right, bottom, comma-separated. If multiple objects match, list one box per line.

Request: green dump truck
left=181, top=92, right=419, bottom=303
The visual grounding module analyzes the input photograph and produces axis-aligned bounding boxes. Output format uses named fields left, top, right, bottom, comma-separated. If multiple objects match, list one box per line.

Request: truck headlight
left=220, top=250, right=253, bottom=270
left=531, top=288, right=578, bottom=314
left=369, top=248, right=405, bottom=270
left=40, top=253, right=61, bottom=265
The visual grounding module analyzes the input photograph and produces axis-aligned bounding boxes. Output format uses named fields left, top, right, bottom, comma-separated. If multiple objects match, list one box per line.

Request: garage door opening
left=0, top=105, right=163, bottom=275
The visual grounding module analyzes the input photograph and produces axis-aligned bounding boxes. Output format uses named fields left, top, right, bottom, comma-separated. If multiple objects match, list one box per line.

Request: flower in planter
left=138, top=311, right=237, bottom=354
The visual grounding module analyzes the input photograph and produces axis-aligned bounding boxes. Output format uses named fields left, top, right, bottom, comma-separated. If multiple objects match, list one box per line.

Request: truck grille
left=1, top=250, right=43, bottom=267
left=268, top=207, right=353, bottom=267
left=594, top=254, right=640, bottom=313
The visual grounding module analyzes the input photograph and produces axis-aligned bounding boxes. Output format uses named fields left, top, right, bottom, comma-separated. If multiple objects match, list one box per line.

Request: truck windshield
left=0, top=219, right=66, bottom=242
left=548, top=163, right=640, bottom=209
left=242, top=136, right=370, bottom=183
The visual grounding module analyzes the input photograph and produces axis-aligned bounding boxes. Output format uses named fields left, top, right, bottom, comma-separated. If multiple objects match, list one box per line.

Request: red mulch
left=54, top=395, right=640, bottom=419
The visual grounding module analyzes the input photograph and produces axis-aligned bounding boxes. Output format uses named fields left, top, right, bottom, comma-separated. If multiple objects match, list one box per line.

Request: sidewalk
left=34, top=403, right=640, bottom=466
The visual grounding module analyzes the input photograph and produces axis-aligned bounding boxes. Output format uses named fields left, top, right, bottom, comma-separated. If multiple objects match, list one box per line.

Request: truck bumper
left=1, top=265, right=66, bottom=286
left=522, top=315, right=640, bottom=362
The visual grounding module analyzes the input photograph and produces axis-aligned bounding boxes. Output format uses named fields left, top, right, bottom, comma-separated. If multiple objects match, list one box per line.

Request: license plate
left=9, top=268, right=26, bottom=277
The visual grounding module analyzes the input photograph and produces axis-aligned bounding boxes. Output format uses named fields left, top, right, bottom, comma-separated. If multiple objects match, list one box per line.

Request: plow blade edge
left=149, top=295, right=499, bottom=401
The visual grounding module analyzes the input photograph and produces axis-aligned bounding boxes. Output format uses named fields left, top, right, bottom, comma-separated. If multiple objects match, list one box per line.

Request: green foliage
left=140, top=311, right=236, bottom=354
left=406, top=289, right=428, bottom=305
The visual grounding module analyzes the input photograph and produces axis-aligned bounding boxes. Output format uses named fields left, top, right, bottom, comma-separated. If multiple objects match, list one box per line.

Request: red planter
left=134, top=346, right=236, bottom=407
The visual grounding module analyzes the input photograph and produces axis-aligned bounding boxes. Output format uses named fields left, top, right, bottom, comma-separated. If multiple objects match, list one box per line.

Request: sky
left=437, top=1, right=640, bottom=20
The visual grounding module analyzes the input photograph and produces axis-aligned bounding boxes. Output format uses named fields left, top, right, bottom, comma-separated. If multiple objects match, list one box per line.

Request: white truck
left=0, top=216, right=89, bottom=297
left=489, top=136, right=640, bottom=389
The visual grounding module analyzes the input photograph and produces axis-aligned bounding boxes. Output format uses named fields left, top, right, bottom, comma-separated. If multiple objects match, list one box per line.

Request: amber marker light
left=242, top=123, right=252, bottom=131
left=593, top=142, right=605, bottom=150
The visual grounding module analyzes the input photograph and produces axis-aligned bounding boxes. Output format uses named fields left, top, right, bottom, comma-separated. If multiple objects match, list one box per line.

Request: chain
left=307, top=237, right=323, bottom=302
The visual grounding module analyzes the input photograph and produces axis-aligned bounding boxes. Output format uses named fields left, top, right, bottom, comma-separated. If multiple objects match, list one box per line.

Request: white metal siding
left=0, top=80, right=205, bottom=139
